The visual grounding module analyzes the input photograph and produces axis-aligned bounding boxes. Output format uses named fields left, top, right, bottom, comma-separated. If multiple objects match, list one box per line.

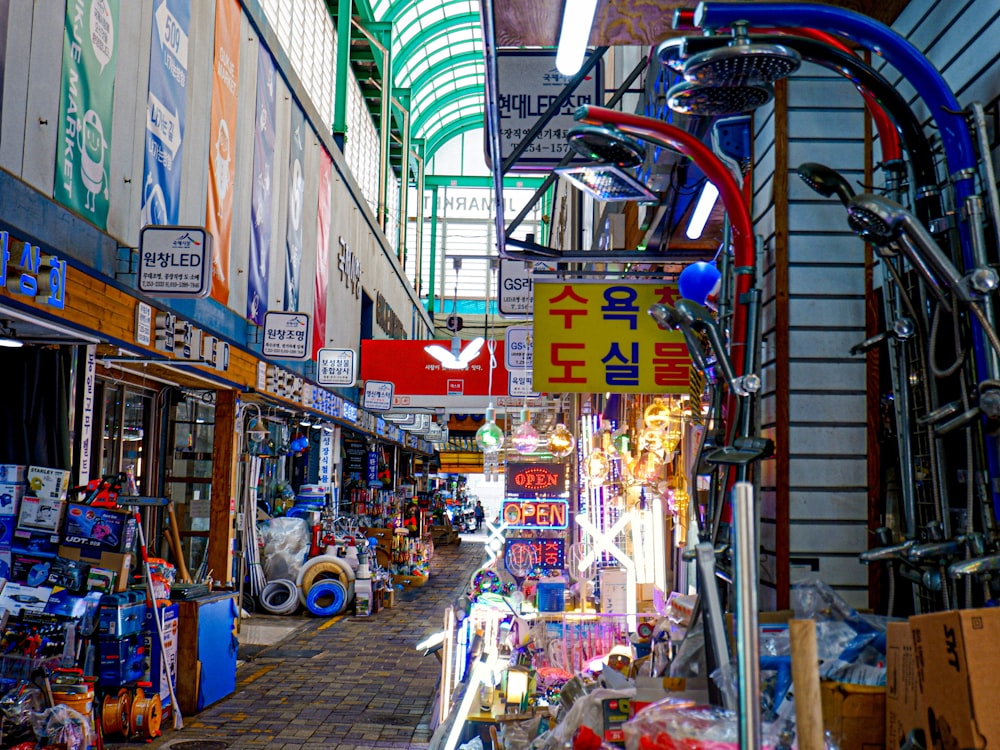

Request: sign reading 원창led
left=139, top=226, right=212, bottom=298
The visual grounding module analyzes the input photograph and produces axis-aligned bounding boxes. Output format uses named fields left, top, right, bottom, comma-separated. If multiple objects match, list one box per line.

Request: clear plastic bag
left=624, top=704, right=739, bottom=750
left=29, top=705, right=91, bottom=750
left=260, top=516, right=311, bottom=581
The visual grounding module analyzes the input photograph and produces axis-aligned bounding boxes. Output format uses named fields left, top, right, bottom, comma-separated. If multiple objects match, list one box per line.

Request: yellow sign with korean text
left=533, top=281, right=692, bottom=393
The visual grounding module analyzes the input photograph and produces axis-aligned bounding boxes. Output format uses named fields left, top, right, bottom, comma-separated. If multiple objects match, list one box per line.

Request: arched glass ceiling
left=369, top=0, right=484, bottom=155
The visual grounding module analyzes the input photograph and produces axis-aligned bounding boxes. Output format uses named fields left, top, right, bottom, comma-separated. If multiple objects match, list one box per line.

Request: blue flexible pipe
left=694, top=2, right=1000, bottom=516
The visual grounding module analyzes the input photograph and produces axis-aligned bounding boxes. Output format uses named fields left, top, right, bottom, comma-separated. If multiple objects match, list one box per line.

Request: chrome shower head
left=846, top=197, right=897, bottom=245
left=796, top=162, right=856, bottom=206
left=649, top=302, right=709, bottom=372
left=655, top=37, right=688, bottom=74
left=667, top=79, right=774, bottom=116
left=682, top=23, right=801, bottom=86
left=567, top=124, right=645, bottom=169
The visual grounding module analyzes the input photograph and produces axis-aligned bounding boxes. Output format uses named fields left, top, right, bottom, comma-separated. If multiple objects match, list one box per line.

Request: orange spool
left=100, top=688, right=131, bottom=738
left=130, top=686, right=162, bottom=739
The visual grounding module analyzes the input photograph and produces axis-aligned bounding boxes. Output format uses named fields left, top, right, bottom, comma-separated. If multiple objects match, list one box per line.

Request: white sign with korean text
left=262, top=312, right=311, bottom=360
left=363, top=380, right=394, bottom=411
left=138, top=226, right=213, bottom=298
left=505, top=325, right=533, bottom=371
left=317, top=348, right=357, bottom=386
left=493, top=50, right=603, bottom=170
left=498, top=258, right=553, bottom=316
left=135, top=303, right=152, bottom=346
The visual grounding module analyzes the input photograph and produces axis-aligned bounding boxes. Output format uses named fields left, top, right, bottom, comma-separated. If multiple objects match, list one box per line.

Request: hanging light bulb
left=512, top=408, right=539, bottom=454
left=476, top=404, right=505, bottom=452
left=640, top=426, right=666, bottom=453
left=643, top=397, right=671, bottom=430
left=547, top=420, right=576, bottom=458
left=628, top=449, right=664, bottom=485
left=585, top=433, right=610, bottom=485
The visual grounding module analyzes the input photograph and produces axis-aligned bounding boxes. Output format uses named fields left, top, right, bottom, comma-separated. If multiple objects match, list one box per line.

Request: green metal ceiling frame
left=367, top=0, right=485, bottom=157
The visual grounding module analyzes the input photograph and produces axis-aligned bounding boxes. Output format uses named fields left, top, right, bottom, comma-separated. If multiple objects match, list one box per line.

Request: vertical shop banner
left=283, top=106, right=305, bottom=311
left=312, top=147, right=332, bottom=357
left=205, top=0, right=241, bottom=304
left=54, top=0, right=121, bottom=230
left=247, top=45, right=277, bottom=325
left=533, top=281, right=693, bottom=393
left=140, top=0, right=190, bottom=227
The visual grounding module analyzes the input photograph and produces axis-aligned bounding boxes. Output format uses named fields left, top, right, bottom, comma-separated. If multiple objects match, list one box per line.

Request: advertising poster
left=283, top=105, right=305, bottom=311
left=205, top=0, right=241, bottom=304
left=54, top=0, right=121, bottom=229
left=533, top=281, right=692, bottom=393
left=312, top=147, right=332, bottom=358
left=247, top=44, right=277, bottom=325
left=140, top=0, right=190, bottom=227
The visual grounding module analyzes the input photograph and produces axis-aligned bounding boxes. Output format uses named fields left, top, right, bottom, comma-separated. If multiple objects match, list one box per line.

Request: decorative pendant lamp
left=476, top=404, right=505, bottom=452
left=512, top=408, right=539, bottom=454
left=584, top=434, right=610, bottom=485
left=547, top=414, right=576, bottom=459
left=643, top=397, right=671, bottom=429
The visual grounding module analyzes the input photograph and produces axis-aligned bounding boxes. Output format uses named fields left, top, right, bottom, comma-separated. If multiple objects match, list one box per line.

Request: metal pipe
left=696, top=542, right=734, bottom=711
left=480, top=0, right=508, bottom=259
left=733, top=481, right=761, bottom=750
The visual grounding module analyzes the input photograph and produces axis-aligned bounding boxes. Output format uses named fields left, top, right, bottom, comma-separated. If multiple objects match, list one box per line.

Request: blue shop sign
left=0, top=231, right=68, bottom=310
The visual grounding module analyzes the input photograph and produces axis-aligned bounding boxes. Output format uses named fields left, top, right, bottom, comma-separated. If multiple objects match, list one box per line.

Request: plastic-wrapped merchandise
left=29, top=705, right=91, bottom=750
left=529, top=687, right=634, bottom=749
left=624, top=703, right=739, bottom=750
left=260, top=516, right=311, bottom=581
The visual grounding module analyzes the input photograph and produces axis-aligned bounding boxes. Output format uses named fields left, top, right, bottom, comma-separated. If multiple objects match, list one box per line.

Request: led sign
left=505, top=462, right=565, bottom=496
left=502, top=499, right=569, bottom=530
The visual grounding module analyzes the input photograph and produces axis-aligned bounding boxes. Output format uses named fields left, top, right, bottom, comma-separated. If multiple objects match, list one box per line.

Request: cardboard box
left=910, top=607, right=1000, bottom=750
left=16, top=495, right=65, bottom=533
left=0, top=582, right=52, bottom=615
left=820, top=680, right=886, bottom=750
left=61, top=503, right=137, bottom=553
left=0, top=483, right=25, bottom=516
left=58, top=545, right=132, bottom=592
left=26, top=466, right=70, bottom=501
left=142, top=604, right=179, bottom=706
left=0, top=465, right=26, bottom=483
left=11, top=552, right=54, bottom=586
left=886, top=621, right=927, bottom=750
left=11, top=528, right=61, bottom=556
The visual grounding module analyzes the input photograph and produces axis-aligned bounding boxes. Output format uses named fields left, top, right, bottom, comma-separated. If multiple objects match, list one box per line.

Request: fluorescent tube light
left=686, top=181, right=719, bottom=239
left=556, top=0, right=599, bottom=76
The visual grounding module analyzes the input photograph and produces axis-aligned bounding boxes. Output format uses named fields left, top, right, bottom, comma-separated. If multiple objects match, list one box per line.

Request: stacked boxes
left=0, top=464, right=27, bottom=579
left=96, top=591, right=148, bottom=686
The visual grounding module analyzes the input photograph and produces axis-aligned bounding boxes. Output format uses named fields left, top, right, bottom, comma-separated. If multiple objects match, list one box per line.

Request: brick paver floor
left=105, top=534, right=486, bottom=750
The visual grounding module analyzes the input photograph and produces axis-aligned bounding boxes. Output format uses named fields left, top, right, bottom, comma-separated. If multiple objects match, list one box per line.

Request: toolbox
left=98, top=590, right=146, bottom=638
left=97, top=633, right=147, bottom=686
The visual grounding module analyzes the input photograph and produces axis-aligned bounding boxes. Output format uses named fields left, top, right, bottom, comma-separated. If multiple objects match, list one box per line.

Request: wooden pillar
left=209, top=390, right=239, bottom=587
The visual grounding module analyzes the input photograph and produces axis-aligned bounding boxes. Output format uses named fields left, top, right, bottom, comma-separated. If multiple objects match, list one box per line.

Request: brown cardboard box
left=820, top=680, right=885, bottom=750
left=886, top=622, right=927, bottom=750
left=58, top=545, right=132, bottom=592
left=909, top=607, right=1000, bottom=750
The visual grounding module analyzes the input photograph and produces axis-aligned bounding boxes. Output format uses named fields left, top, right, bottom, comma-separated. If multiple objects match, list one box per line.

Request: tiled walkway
left=107, top=534, right=486, bottom=750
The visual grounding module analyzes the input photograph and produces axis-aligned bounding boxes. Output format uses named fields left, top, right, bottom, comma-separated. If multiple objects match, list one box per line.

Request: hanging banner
left=77, top=345, right=97, bottom=486
left=312, top=147, right=332, bottom=358
left=283, top=105, right=305, bottom=311
left=533, top=281, right=692, bottom=393
left=140, top=0, right=190, bottom=227
left=247, top=44, right=277, bottom=326
left=205, top=0, right=241, bottom=304
left=54, top=0, right=121, bottom=229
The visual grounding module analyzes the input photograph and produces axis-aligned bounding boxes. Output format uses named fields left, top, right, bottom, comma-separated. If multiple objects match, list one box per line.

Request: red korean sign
left=533, top=281, right=692, bottom=393
left=502, top=499, right=569, bottom=529
left=360, top=339, right=509, bottom=396
left=505, top=461, right=565, bottom=496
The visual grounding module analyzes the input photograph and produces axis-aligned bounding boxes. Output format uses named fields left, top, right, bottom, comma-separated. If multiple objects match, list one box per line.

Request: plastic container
left=536, top=579, right=566, bottom=612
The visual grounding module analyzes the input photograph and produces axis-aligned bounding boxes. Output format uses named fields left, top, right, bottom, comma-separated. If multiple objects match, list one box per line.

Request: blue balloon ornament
left=678, top=261, right=721, bottom=306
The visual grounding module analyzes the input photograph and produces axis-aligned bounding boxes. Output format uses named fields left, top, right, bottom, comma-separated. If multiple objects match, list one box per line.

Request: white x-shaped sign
left=574, top=513, right=635, bottom=574
left=484, top=518, right=510, bottom=564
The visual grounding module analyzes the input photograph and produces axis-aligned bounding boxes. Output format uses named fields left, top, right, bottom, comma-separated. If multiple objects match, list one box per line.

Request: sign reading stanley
left=138, top=226, right=212, bottom=297
left=506, top=462, right=565, bottom=496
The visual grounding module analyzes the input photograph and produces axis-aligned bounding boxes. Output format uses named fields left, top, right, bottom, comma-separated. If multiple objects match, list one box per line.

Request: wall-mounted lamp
left=299, top=414, right=313, bottom=427
left=0, top=321, right=24, bottom=349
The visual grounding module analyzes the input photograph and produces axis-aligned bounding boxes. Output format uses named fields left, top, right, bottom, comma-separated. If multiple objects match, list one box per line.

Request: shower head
left=649, top=302, right=709, bottom=372
left=567, top=124, right=646, bottom=169
left=796, top=162, right=856, bottom=206
left=667, top=79, right=775, bottom=116
left=682, top=22, right=801, bottom=85
left=656, top=37, right=688, bottom=74
left=847, top=194, right=972, bottom=303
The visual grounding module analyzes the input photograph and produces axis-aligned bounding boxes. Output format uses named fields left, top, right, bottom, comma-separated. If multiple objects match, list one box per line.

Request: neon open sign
left=505, top=462, right=565, bottom=496
left=502, top=499, right=569, bottom=529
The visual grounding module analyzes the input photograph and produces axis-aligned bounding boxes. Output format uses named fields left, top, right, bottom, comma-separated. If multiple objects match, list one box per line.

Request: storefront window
left=95, top=380, right=155, bottom=493
left=165, top=393, right=215, bottom=577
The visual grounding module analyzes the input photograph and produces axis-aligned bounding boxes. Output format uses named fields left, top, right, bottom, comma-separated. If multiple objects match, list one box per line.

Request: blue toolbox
left=97, top=633, right=147, bottom=686
left=97, top=590, right=146, bottom=638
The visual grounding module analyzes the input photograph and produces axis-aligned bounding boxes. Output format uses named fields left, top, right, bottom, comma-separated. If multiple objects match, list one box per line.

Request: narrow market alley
left=107, top=537, right=486, bottom=750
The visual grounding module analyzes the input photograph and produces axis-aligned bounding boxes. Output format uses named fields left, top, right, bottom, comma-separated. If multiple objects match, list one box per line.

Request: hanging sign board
left=138, top=226, right=212, bottom=298
left=533, top=281, right=692, bottom=393
left=262, top=311, right=310, bottom=360
left=317, top=348, right=357, bottom=386
left=505, top=462, right=566, bottom=496
left=502, top=499, right=569, bottom=529
left=498, top=259, right=552, bottom=316
left=504, top=537, right=566, bottom=572
left=505, top=325, right=533, bottom=370
left=363, top=380, right=394, bottom=411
